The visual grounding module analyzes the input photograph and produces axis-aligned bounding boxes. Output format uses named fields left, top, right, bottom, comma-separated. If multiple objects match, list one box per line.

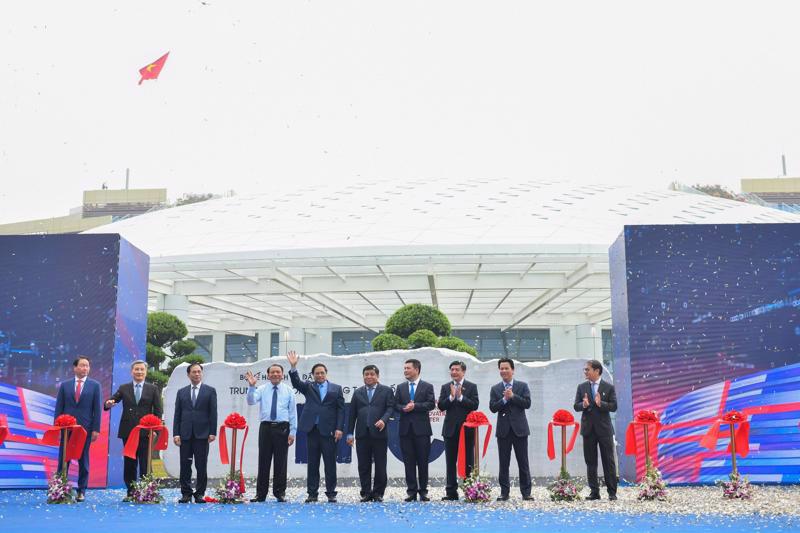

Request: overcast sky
left=2, top=1, right=799, bottom=224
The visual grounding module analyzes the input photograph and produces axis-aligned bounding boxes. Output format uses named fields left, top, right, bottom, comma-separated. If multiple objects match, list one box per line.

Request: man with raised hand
left=288, top=350, right=345, bottom=503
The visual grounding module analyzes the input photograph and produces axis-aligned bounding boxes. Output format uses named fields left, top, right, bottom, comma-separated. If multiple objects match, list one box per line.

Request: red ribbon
left=42, top=422, right=88, bottom=462
left=123, top=415, right=169, bottom=459
left=624, top=410, right=661, bottom=466
left=699, top=411, right=750, bottom=457
left=0, top=414, right=8, bottom=446
left=457, top=411, right=493, bottom=478
left=218, top=413, right=249, bottom=494
left=546, top=409, right=580, bottom=461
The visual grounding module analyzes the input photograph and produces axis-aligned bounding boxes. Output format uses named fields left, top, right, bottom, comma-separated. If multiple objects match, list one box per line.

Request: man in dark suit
left=438, top=360, right=479, bottom=501
left=574, top=359, right=618, bottom=501
left=489, top=357, right=533, bottom=501
left=394, top=358, right=435, bottom=502
left=346, top=364, right=395, bottom=502
left=104, top=359, right=163, bottom=501
left=54, top=355, right=102, bottom=502
left=288, top=350, right=345, bottom=503
left=172, top=362, right=217, bottom=503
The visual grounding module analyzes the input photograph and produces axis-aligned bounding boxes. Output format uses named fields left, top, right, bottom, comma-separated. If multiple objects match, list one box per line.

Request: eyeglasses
left=583, top=368, right=591, bottom=372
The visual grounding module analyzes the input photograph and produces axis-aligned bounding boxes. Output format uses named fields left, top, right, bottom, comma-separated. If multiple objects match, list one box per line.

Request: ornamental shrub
left=407, top=329, right=439, bottom=348
left=384, top=304, right=451, bottom=338
left=436, top=336, right=478, bottom=357
left=371, top=333, right=410, bottom=351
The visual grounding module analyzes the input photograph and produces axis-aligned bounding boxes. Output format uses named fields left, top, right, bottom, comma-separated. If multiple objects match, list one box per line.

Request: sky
left=2, top=1, right=800, bottom=224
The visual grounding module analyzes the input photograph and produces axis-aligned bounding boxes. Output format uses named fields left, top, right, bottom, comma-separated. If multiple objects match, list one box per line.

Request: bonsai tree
left=146, top=312, right=204, bottom=390
left=371, top=333, right=409, bottom=351
left=385, top=304, right=451, bottom=338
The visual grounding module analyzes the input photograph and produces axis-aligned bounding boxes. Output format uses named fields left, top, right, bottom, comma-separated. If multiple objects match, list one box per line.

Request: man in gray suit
left=489, top=358, right=533, bottom=501
left=574, top=359, right=618, bottom=501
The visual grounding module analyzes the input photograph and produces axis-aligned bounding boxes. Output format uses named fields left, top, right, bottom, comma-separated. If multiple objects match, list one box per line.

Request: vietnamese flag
left=138, top=52, right=169, bottom=85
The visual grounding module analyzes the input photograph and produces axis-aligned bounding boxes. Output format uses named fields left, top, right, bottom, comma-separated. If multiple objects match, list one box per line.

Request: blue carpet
left=1, top=490, right=798, bottom=533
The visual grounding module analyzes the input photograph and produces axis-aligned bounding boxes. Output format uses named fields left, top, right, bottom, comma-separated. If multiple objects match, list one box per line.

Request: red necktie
left=75, top=380, right=82, bottom=403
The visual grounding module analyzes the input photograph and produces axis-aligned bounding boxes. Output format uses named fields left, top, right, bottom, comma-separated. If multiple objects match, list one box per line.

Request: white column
left=279, top=327, right=305, bottom=355
left=211, top=331, right=226, bottom=362
left=256, top=330, right=271, bottom=360
left=576, top=324, right=602, bottom=359
left=156, top=294, right=189, bottom=323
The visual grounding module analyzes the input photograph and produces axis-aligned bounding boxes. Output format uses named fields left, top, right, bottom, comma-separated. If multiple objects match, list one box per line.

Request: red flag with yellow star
left=138, top=52, right=169, bottom=85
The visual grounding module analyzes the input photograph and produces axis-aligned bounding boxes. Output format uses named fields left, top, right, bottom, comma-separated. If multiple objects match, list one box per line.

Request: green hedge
left=371, top=333, right=410, bottom=351
left=436, top=336, right=478, bottom=357
left=407, top=329, right=439, bottom=348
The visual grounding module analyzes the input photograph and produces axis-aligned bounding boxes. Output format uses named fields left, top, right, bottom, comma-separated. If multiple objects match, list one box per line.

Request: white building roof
left=85, top=178, right=800, bottom=335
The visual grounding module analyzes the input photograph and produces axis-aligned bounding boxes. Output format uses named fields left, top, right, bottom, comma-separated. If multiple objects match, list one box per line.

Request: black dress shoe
left=441, top=495, right=459, bottom=501
left=522, top=495, right=534, bottom=501
left=587, top=493, right=601, bottom=500
left=250, top=497, right=265, bottom=503
left=275, top=496, right=287, bottom=502
left=75, top=492, right=85, bottom=502
left=327, top=497, right=337, bottom=503
left=609, top=494, right=618, bottom=501
left=178, top=496, right=192, bottom=503
left=496, top=495, right=509, bottom=502
left=372, top=496, right=383, bottom=503
left=194, top=496, right=206, bottom=504
left=403, top=496, right=417, bottom=502
left=419, top=495, right=430, bottom=502
left=304, top=496, right=318, bottom=503
left=360, top=495, right=373, bottom=502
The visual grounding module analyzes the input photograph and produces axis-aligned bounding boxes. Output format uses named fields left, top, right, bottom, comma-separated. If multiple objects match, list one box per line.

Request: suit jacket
left=489, top=380, right=531, bottom=438
left=394, top=380, right=435, bottom=437
left=55, top=378, right=102, bottom=433
left=347, top=383, right=395, bottom=440
left=437, top=380, right=479, bottom=438
left=573, top=380, right=617, bottom=437
left=105, top=381, right=163, bottom=440
left=173, top=383, right=217, bottom=440
left=289, top=371, right=345, bottom=436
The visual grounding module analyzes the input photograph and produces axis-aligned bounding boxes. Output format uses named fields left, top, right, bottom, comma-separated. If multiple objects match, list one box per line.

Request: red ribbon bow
left=0, top=414, right=8, bottom=446
left=123, top=414, right=169, bottom=459
left=42, top=415, right=88, bottom=461
left=624, top=410, right=661, bottom=466
left=547, top=409, right=580, bottom=461
left=218, top=413, right=249, bottom=493
left=699, top=410, right=750, bottom=457
left=457, top=411, right=493, bottom=478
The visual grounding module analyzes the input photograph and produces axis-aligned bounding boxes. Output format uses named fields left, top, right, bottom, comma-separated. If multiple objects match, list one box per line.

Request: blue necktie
left=191, top=386, right=197, bottom=407
left=135, top=383, right=142, bottom=404
left=592, top=382, right=598, bottom=399
left=409, top=382, right=416, bottom=401
left=367, top=387, right=374, bottom=403
left=270, top=385, right=278, bottom=421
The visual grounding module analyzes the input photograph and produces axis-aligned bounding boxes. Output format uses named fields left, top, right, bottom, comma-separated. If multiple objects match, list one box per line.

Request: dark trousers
left=355, top=436, right=388, bottom=498
left=57, top=430, right=92, bottom=493
left=399, top=428, right=431, bottom=497
left=256, top=421, right=289, bottom=499
left=583, top=430, right=618, bottom=496
left=306, top=426, right=337, bottom=497
left=444, top=427, right=474, bottom=497
left=497, top=434, right=531, bottom=497
left=179, top=437, right=209, bottom=497
left=122, top=432, right=149, bottom=493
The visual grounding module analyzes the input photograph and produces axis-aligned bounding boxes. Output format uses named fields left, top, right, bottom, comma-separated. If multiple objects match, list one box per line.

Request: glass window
left=191, top=335, right=212, bottom=363
left=452, top=329, right=550, bottom=361
left=270, top=332, right=279, bottom=357
left=332, top=330, right=378, bottom=355
left=225, top=334, right=258, bottom=363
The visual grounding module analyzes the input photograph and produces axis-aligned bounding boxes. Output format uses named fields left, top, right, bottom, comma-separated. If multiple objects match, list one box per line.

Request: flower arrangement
left=47, top=471, right=74, bottom=504
left=552, top=409, right=574, bottom=424
left=130, top=474, right=163, bottom=504
left=214, top=471, right=244, bottom=503
left=460, top=469, right=492, bottom=503
left=139, top=414, right=162, bottom=428
left=637, top=466, right=668, bottom=501
left=548, top=470, right=582, bottom=502
left=635, top=410, right=659, bottom=424
left=718, top=472, right=752, bottom=499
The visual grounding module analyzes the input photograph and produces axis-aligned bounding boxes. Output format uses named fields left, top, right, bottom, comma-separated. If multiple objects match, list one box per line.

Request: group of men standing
left=55, top=354, right=619, bottom=504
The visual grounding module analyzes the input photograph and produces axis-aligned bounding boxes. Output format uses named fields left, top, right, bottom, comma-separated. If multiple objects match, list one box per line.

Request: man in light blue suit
left=54, top=355, right=102, bottom=502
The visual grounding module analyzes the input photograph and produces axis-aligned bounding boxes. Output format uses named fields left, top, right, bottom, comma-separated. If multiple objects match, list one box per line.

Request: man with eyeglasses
left=574, top=359, right=618, bottom=501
